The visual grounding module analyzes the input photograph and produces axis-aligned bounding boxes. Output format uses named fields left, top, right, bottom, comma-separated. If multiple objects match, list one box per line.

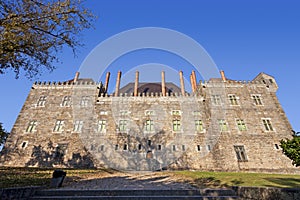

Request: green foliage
left=0, top=123, right=9, bottom=146
left=0, top=0, right=95, bottom=78
left=280, top=131, right=300, bottom=167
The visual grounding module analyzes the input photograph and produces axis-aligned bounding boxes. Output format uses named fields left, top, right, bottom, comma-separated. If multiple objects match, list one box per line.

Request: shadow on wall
left=25, top=141, right=95, bottom=168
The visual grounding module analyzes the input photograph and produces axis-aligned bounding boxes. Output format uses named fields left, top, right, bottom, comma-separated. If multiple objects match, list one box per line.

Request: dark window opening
left=172, top=145, right=176, bottom=151
left=207, top=145, right=211, bottom=151
left=138, top=144, right=142, bottom=150
left=275, top=144, right=279, bottom=149
left=147, top=140, right=151, bottom=146
left=234, top=145, right=248, bottom=162
left=157, top=144, right=162, bottom=151
left=197, top=145, right=201, bottom=151
left=123, top=144, right=128, bottom=151
left=182, top=145, right=185, bottom=151
left=21, top=142, right=27, bottom=148
left=115, top=144, right=119, bottom=150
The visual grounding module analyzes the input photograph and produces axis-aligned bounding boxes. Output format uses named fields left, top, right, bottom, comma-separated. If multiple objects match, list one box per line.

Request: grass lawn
left=0, top=167, right=114, bottom=188
left=173, top=171, right=300, bottom=189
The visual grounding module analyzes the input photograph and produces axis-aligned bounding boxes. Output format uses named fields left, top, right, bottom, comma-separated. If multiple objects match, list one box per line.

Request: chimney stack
left=104, top=72, right=110, bottom=93
left=220, top=70, right=226, bottom=82
left=115, top=71, right=122, bottom=97
left=192, top=70, right=197, bottom=92
left=74, top=72, right=80, bottom=83
left=179, top=71, right=185, bottom=96
left=134, top=71, right=139, bottom=97
left=190, top=74, right=195, bottom=93
left=161, top=71, right=166, bottom=96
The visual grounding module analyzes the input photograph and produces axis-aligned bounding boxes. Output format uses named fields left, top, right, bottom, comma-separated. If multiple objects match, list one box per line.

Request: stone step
left=31, top=196, right=238, bottom=200
left=30, top=189, right=239, bottom=200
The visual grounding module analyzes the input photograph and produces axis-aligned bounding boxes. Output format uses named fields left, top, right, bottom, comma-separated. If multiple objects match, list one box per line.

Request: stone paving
left=60, top=171, right=197, bottom=190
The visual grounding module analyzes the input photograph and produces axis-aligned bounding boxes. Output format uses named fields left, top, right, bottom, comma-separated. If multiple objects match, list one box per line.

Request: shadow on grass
left=191, top=177, right=229, bottom=188
left=263, top=178, right=300, bottom=188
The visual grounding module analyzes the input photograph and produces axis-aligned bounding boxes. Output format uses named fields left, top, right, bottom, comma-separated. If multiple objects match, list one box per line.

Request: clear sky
left=0, top=0, right=299, bottom=132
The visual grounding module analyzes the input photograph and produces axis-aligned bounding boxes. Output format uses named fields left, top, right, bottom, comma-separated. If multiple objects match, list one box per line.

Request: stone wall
left=0, top=73, right=298, bottom=173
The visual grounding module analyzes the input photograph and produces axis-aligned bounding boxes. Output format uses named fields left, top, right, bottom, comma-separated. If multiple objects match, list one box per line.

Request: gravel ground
left=60, top=171, right=196, bottom=190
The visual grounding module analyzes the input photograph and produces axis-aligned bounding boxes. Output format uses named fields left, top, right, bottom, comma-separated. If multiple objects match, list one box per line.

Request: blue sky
left=0, top=0, right=299, bottom=132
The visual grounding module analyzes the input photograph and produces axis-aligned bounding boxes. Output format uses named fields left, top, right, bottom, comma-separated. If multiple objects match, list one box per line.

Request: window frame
left=172, top=120, right=181, bottom=132
left=234, top=145, right=248, bottom=162
left=262, top=118, right=274, bottom=132
left=53, top=120, right=64, bottom=132
left=73, top=120, right=83, bottom=132
left=26, top=120, right=37, bottom=133
left=228, top=94, right=239, bottom=106
left=97, top=120, right=106, bottom=133
left=218, top=119, right=229, bottom=132
left=37, top=96, right=47, bottom=107
left=236, top=119, right=247, bottom=131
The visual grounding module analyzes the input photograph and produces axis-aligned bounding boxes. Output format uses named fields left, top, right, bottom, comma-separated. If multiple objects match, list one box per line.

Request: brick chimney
left=74, top=72, right=80, bottom=83
left=220, top=70, right=226, bottom=82
left=161, top=71, right=166, bottom=96
left=134, top=71, right=139, bottom=97
left=179, top=71, right=185, bottom=96
left=192, top=70, right=197, bottom=92
left=104, top=72, right=110, bottom=93
left=115, top=71, right=122, bottom=97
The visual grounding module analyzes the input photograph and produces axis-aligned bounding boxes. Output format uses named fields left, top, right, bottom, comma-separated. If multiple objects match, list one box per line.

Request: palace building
left=0, top=70, right=297, bottom=173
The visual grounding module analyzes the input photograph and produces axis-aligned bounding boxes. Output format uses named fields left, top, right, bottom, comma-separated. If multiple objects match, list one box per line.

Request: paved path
left=60, top=172, right=196, bottom=190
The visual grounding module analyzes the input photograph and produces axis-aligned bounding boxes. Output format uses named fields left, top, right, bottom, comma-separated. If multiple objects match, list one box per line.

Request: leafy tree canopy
left=280, top=130, right=300, bottom=167
left=0, top=0, right=95, bottom=78
left=0, top=123, right=9, bottom=146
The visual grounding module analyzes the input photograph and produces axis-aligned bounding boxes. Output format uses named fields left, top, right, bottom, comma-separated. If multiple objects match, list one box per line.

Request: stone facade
left=0, top=71, right=298, bottom=173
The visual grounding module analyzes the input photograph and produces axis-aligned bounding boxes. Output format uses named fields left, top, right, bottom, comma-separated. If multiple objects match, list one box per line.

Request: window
left=21, top=141, right=28, bottom=149
left=115, top=144, right=119, bottom=150
left=212, top=95, right=221, bottom=105
left=172, top=120, right=181, bottom=131
left=53, top=120, right=64, bottom=132
left=90, top=144, right=95, bottom=151
left=61, top=96, right=71, bottom=107
left=218, top=119, right=228, bottom=131
left=98, top=145, right=104, bottom=152
left=120, top=110, right=128, bottom=116
left=234, top=145, right=248, bottom=162
left=172, top=110, right=181, bottom=115
left=207, top=145, right=211, bottom=151
left=195, top=120, right=203, bottom=132
left=157, top=144, right=162, bottom=151
left=73, top=120, right=83, bottom=132
left=123, top=144, right=128, bottom=151
left=193, top=111, right=201, bottom=116
left=147, top=140, right=152, bottom=146
left=252, top=95, right=263, bottom=105
left=97, top=120, right=106, bottom=132
left=262, top=118, right=274, bottom=131
left=172, top=145, right=176, bottom=151
left=119, top=120, right=127, bottom=131
left=182, top=145, right=186, bottom=151
left=145, top=120, right=154, bottom=131
left=37, top=96, right=47, bottom=107
left=228, top=95, right=238, bottom=105
left=138, top=144, right=142, bottom=150
left=26, top=121, right=37, bottom=132
left=80, top=96, right=90, bottom=107
left=275, top=144, right=280, bottom=150
left=145, top=110, right=154, bottom=115
left=236, top=119, right=247, bottom=131
left=197, top=145, right=201, bottom=152
left=99, top=111, right=108, bottom=115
